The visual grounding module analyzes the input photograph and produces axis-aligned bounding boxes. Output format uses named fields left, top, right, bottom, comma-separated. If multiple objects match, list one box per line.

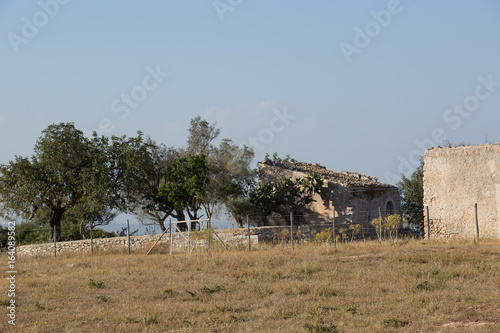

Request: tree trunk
left=48, top=208, right=64, bottom=242
left=159, top=219, right=166, bottom=232
left=233, top=215, right=244, bottom=228
left=175, top=210, right=188, bottom=232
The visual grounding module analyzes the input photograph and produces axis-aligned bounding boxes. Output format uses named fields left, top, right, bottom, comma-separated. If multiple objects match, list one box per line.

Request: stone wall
left=16, top=225, right=335, bottom=257
left=424, top=144, right=500, bottom=239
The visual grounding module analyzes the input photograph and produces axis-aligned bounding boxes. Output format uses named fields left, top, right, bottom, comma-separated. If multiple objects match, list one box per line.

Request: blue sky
left=1, top=1, right=500, bottom=230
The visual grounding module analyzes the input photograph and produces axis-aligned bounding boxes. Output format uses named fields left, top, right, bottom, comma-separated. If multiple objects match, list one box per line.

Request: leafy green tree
left=225, top=196, right=255, bottom=228
left=250, top=174, right=323, bottom=225
left=0, top=225, right=8, bottom=249
left=155, top=154, right=210, bottom=222
left=134, top=138, right=182, bottom=232
left=133, top=117, right=256, bottom=230
left=185, top=117, right=257, bottom=222
left=397, top=158, right=424, bottom=231
left=0, top=123, right=151, bottom=242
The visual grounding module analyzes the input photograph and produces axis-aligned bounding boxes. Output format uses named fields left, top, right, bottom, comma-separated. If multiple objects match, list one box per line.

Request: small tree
left=397, top=158, right=424, bottom=232
left=250, top=174, right=323, bottom=225
left=384, top=214, right=402, bottom=239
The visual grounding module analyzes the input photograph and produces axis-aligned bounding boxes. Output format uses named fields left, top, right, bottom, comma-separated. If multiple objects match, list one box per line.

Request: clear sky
left=1, top=1, right=500, bottom=230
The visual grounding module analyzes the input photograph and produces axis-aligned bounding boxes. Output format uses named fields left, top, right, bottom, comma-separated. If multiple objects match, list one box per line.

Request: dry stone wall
left=424, top=144, right=500, bottom=239
left=16, top=226, right=334, bottom=257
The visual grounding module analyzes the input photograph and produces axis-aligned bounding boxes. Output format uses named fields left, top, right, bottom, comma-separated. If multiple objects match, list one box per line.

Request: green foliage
left=0, top=225, right=7, bottom=248
left=225, top=196, right=255, bottom=227
left=313, top=228, right=333, bottom=243
left=0, top=123, right=152, bottom=242
left=34, top=301, right=45, bottom=310
left=265, top=152, right=298, bottom=163
left=250, top=174, right=323, bottom=219
left=156, top=154, right=209, bottom=220
left=303, top=318, right=338, bottom=333
left=370, top=214, right=402, bottom=240
left=88, top=279, right=104, bottom=289
left=201, top=284, right=224, bottom=294
left=397, top=157, right=424, bottom=231
left=96, top=295, right=111, bottom=303
left=382, top=318, right=409, bottom=328
left=140, top=117, right=256, bottom=228
left=142, top=315, right=159, bottom=325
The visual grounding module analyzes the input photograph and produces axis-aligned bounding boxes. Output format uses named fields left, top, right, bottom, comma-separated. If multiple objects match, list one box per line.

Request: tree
left=0, top=123, right=151, bottom=242
left=397, top=157, right=424, bottom=232
left=203, top=138, right=256, bottom=222
left=135, top=138, right=182, bottom=232
left=250, top=174, right=323, bottom=225
left=225, top=196, right=255, bottom=228
left=185, top=117, right=257, bottom=223
left=135, top=116, right=257, bottom=229
left=156, top=154, right=210, bottom=223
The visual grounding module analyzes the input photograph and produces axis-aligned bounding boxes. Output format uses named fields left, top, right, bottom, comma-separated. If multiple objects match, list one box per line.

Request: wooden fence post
left=475, top=203, right=479, bottom=242
left=53, top=225, right=57, bottom=258
left=127, top=219, right=131, bottom=255
left=290, top=211, right=294, bottom=250
left=169, top=219, right=173, bottom=255
left=90, top=222, right=93, bottom=257
left=378, top=207, right=382, bottom=242
left=426, top=206, right=430, bottom=240
left=332, top=209, right=336, bottom=249
left=247, top=215, right=251, bottom=252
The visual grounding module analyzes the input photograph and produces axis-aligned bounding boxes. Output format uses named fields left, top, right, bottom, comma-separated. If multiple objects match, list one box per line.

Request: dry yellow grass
left=2, top=239, right=500, bottom=332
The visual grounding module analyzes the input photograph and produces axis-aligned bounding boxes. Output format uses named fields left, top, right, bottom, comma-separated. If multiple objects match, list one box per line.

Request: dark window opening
left=386, top=201, right=394, bottom=215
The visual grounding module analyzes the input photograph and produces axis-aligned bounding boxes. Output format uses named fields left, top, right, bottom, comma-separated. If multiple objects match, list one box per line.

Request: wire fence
left=18, top=209, right=414, bottom=257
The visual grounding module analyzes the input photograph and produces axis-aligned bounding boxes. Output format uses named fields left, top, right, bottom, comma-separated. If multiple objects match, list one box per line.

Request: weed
left=162, top=288, right=177, bottom=296
left=346, top=306, right=358, bottom=315
left=303, top=318, right=338, bottom=332
left=185, top=290, right=199, bottom=301
left=226, top=315, right=244, bottom=323
left=383, top=317, right=409, bottom=328
left=235, top=243, right=247, bottom=251
left=0, top=300, right=10, bottom=306
left=96, top=295, right=110, bottom=303
left=414, top=280, right=432, bottom=291
left=87, top=278, right=104, bottom=289
left=142, top=315, right=159, bottom=325
left=182, top=319, right=193, bottom=327
left=427, top=266, right=439, bottom=277
left=126, top=318, right=140, bottom=324
left=34, top=301, right=45, bottom=310
left=201, top=284, right=224, bottom=294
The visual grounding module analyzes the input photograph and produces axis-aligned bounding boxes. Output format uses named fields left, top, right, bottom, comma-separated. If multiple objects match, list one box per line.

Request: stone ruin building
left=424, top=144, right=500, bottom=239
left=258, top=160, right=401, bottom=234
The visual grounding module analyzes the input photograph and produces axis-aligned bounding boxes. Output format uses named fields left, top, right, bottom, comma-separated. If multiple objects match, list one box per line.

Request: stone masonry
left=258, top=160, right=401, bottom=229
left=424, top=144, right=500, bottom=239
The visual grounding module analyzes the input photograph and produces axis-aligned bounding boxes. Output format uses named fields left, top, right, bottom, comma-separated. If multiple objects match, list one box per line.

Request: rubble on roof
left=260, top=159, right=395, bottom=189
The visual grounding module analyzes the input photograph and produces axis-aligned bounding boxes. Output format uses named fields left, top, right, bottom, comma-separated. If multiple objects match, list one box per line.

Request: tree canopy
left=0, top=123, right=152, bottom=241
left=397, top=157, right=424, bottom=232
left=250, top=174, right=323, bottom=225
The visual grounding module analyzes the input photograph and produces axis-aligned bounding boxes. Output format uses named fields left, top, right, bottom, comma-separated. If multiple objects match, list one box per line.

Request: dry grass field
left=2, top=239, right=500, bottom=332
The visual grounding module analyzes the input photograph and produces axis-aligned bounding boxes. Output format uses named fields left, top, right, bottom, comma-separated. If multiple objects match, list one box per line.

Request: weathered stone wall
left=424, top=144, right=500, bottom=239
left=258, top=162, right=401, bottom=225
